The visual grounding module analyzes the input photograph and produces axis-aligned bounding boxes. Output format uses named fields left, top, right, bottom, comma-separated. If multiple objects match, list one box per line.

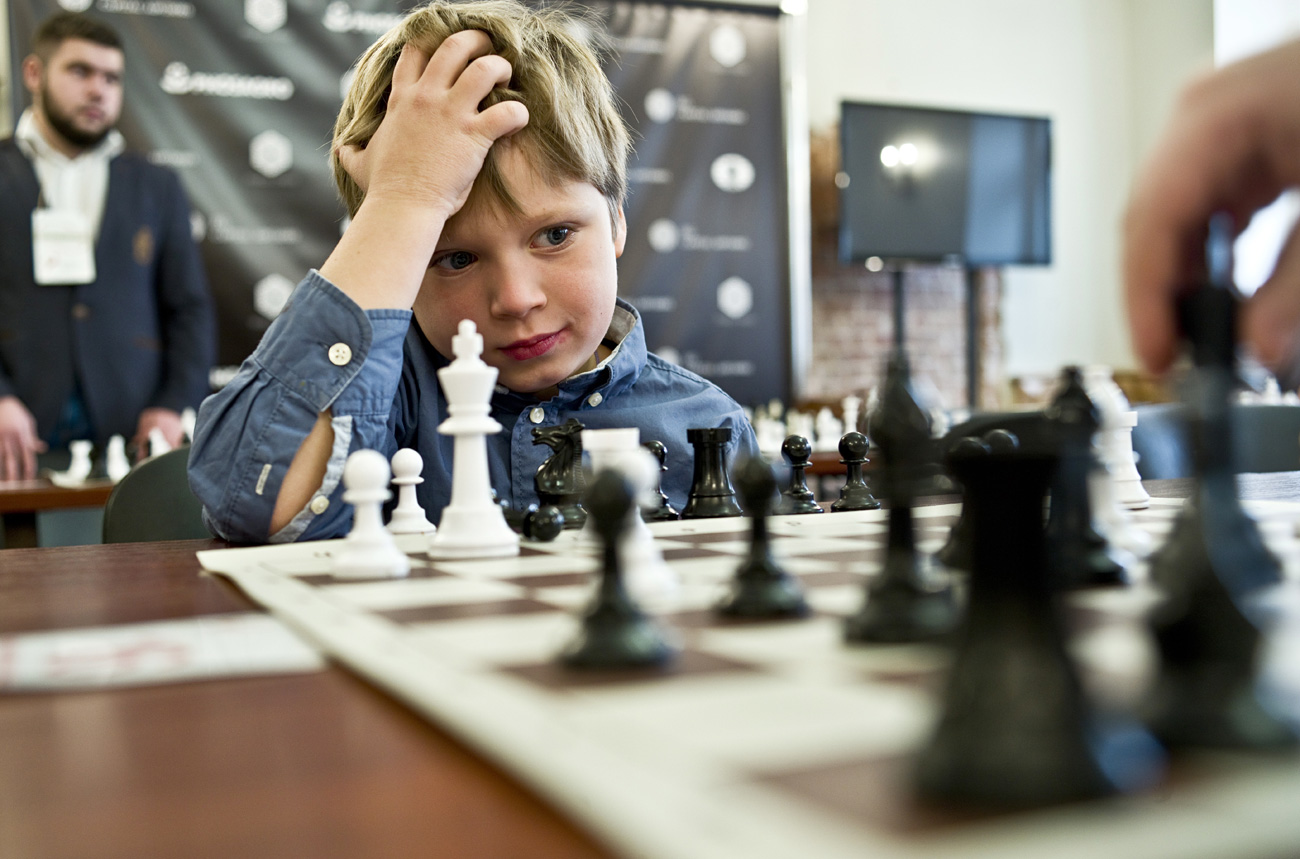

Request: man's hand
left=1123, top=37, right=1300, bottom=377
left=133, top=407, right=185, bottom=460
left=0, top=396, right=46, bottom=481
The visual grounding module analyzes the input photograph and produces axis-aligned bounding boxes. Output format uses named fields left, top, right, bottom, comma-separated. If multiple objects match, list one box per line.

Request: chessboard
left=196, top=498, right=1300, bottom=859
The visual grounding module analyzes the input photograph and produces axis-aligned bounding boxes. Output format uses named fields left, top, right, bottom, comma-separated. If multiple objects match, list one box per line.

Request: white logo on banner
left=96, top=0, right=194, bottom=17
left=211, top=216, right=302, bottom=245
left=245, top=0, right=286, bottom=34
left=190, top=211, right=207, bottom=243
left=57, top=0, right=93, bottom=11
left=249, top=131, right=293, bottom=179
left=161, top=63, right=294, bottom=100
left=717, top=276, right=754, bottom=320
left=647, top=219, right=680, bottom=253
left=656, top=346, right=682, bottom=366
left=710, top=153, right=756, bottom=193
left=644, top=89, right=676, bottom=124
left=323, top=1, right=405, bottom=34
left=148, top=149, right=199, bottom=168
left=643, top=88, right=747, bottom=126
left=253, top=274, right=295, bottom=320
left=709, top=25, right=747, bottom=68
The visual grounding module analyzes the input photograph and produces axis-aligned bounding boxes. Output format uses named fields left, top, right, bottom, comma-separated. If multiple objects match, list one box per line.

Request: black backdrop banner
left=8, top=0, right=792, bottom=406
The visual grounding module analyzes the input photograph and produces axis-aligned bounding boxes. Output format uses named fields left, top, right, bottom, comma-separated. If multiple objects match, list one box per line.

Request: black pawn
left=1140, top=237, right=1293, bottom=749
left=1142, top=478, right=1296, bottom=749
left=831, top=431, right=880, bottom=512
left=916, top=435, right=1159, bottom=808
left=641, top=439, right=681, bottom=522
left=560, top=471, right=676, bottom=670
left=682, top=427, right=742, bottom=518
left=522, top=504, right=565, bottom=542
left=845, top=353, right=956, bottom=643
left=776, top=435, right=823, bottom=515
left=532, top=418, right=587, bottom=529
left=935, top=429, right=1018, bottom=570
left=717, top=457, right=810, bottom=619
left=1044, top=366, right=1127, bottom=588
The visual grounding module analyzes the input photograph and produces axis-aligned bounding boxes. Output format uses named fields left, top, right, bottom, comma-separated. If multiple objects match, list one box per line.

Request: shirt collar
left=15, top=108, right=125, bottom=165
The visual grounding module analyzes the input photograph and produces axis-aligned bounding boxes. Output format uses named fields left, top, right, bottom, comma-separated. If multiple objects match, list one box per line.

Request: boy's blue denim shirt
left=189, top=271, right=760, bottom=543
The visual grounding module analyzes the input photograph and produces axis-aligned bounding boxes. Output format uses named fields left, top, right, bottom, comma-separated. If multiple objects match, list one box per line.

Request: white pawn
left=48, top=439, right=94, bottom=487
left=147, top=427, right=172, bottom=458
left=428, top=320, right=519, bottom=558
left=814, top=407, right=842, bottom=452
left=105, top=435, right=131, bottom=483
left=180, top=407, right=198, bottom=443
left=387, top=448, right=436, bottom=535
left=334, top=449, right=410, bottom=578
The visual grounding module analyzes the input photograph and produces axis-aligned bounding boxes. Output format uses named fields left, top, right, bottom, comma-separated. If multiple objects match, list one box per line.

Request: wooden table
left=0, top=478, right=116, bottom=549
left=0, top=540, right=610, bottom=859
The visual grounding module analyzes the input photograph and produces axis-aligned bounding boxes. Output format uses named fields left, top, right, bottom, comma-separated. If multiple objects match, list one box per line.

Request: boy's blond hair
left=332, top=0, right=630, bottom=226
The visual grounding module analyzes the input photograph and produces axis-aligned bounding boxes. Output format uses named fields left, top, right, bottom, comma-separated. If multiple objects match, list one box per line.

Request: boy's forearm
left=270, top=410, right=336, bottom=533
left=319, top=199, right=447, bottom=311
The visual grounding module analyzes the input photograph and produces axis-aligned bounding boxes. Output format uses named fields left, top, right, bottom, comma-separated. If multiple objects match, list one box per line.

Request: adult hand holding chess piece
left=1124, top=37, right=1300, bottom=384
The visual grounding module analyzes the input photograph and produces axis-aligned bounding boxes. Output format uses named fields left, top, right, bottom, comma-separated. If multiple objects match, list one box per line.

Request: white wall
left=804, top=0, right=1213, bottom=377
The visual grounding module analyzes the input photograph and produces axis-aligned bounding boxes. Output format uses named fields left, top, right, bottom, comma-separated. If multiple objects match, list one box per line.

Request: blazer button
left=71, top=303, right=91, bottom=320
left=328, top=343, right=352, bottom=366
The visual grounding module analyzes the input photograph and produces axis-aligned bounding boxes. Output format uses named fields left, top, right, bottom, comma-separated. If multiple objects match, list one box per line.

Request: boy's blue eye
left=432, top=250, right=475, bottom=271
left=538, top=226, right=572, bottom=247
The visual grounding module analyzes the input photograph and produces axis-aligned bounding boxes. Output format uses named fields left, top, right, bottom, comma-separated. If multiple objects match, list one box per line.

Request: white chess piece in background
left=814, top=407, right=842, bottom=452
left=334, top=448, right=411, bottom=578
left=1083, top=365, right=1149, bottom=510
left=47, top=439, right=95, bottom=487
left=387, top=448, right=437, bottom=535
left=147, top=427, right=172, bottom=458
left=180, top=407, right=198, bottom=443
left=427, top=320, right=519, bottom=558
left=105, top=435, right=131, bottom=483
left=581, top=427, right=678, bottom=609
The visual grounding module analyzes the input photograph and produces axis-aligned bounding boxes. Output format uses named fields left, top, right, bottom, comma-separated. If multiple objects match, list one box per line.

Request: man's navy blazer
left=0, top=138, right=215, bottom=444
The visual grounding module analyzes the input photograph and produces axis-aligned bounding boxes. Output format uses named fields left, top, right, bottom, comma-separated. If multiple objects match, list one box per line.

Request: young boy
left=189, top=0, right=759, bottom=543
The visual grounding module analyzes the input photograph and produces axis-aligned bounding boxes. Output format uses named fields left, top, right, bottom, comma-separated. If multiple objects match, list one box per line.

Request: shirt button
left=529, top=407, right=545, bottom=424
left=587, top=392, right=603, bottom=407
left=71, top=303, right=91, bottom=320
left=309, top=496, right=330, bottom=514
left=328, top=343, right=352, bottom=366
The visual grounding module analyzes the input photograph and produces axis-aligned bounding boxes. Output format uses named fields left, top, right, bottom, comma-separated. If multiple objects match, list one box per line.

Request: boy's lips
left=500, top=330, right=563, bottom=361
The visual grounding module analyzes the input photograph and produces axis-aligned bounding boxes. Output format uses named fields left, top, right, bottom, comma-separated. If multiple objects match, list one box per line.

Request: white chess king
left=427, top=319, right=520, bottom=558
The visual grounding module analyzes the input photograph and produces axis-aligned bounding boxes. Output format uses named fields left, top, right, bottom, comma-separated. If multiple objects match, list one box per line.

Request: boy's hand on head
left=336, top=31, right=530, bottom=222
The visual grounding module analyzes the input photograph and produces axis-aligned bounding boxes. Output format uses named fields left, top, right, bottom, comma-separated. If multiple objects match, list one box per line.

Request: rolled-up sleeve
left=188, top=271, right=411, bottom=543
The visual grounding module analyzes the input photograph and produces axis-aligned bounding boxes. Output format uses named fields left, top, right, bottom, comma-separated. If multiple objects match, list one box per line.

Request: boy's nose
left=488, top=267, right=547, bottom=319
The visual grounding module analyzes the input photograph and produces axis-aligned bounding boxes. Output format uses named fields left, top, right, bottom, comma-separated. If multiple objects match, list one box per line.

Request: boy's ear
left=613, top=205, right=627, bottom=259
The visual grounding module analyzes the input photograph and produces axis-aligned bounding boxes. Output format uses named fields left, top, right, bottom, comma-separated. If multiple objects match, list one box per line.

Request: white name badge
left=32, top=208, right=96, bottom=285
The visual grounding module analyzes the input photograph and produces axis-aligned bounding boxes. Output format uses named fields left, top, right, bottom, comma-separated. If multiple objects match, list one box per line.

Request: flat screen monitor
left=838, top=101, right=1052, bottom=266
